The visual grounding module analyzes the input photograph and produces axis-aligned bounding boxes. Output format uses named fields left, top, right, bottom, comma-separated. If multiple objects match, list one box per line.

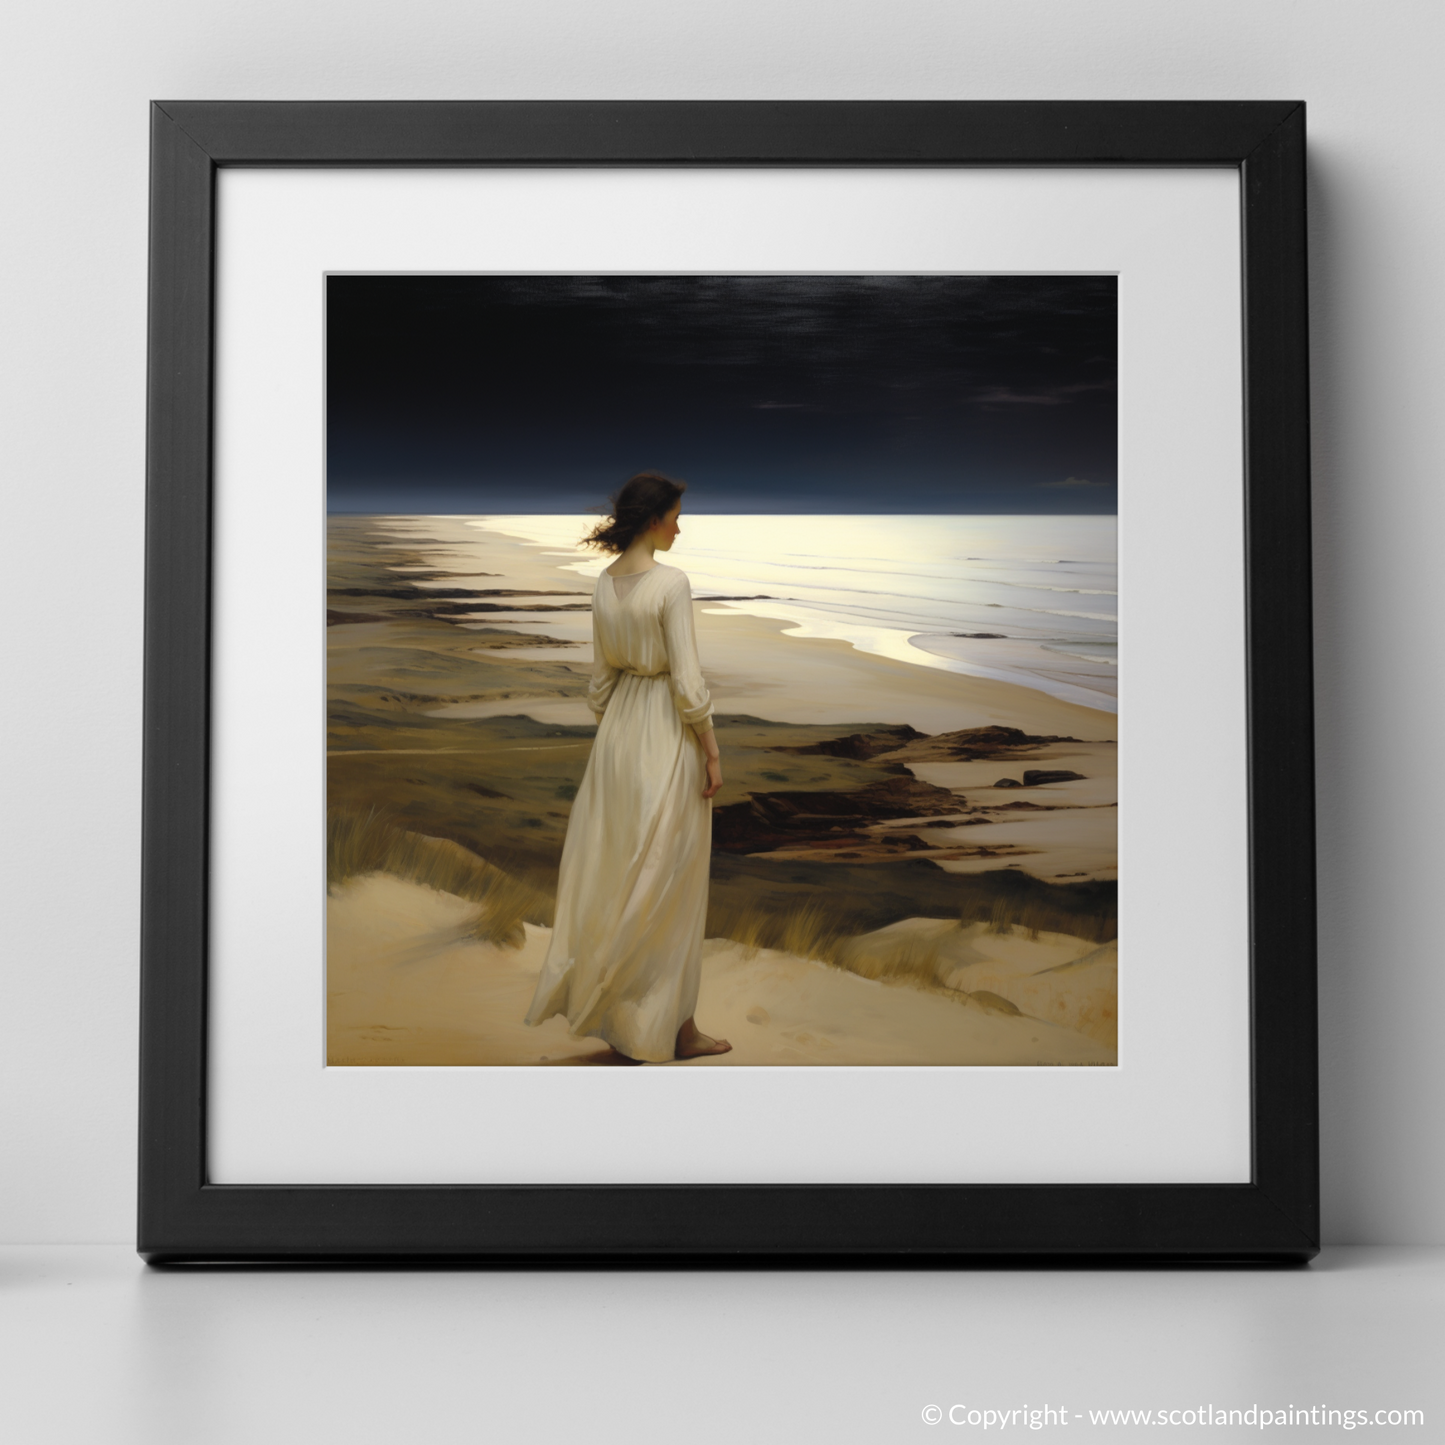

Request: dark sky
left=326, top=274, right=1116, bottom=515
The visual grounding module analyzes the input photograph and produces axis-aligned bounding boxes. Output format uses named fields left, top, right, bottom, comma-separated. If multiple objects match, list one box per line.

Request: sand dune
left=842, top=917, right=1117, bottom=1049
left=328, top=875, right=1115, bottom=1068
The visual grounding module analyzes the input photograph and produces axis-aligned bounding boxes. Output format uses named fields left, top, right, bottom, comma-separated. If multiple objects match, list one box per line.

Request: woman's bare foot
left=675, top=1016, right=732, bottom=1059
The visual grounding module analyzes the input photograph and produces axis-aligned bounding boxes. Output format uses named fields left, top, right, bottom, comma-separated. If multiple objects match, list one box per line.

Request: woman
left=524, top=473, right=732, bottom=1062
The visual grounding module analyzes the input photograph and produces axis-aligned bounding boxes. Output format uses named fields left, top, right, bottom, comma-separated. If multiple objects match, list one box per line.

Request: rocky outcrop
left=993, top=770, right=1087, bottom=788
left=769, top=724, right=926, bottom=762
left=328, top=609, right=393, bottom=625
left=324, top=586, right=592, bottom=626
left=418, top=601, right=590, bottom=617
left=712, top=775, right=970, bottom=854
left=327, top=585, right=588, bottom=601
left=879, top=724, right=1083, bottom=763
left=466, top=629, right=578, bottom=649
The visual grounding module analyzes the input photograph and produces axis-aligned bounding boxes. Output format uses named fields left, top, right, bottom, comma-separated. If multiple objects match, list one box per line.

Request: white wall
left=1, top=0, right=1440, bottom=1244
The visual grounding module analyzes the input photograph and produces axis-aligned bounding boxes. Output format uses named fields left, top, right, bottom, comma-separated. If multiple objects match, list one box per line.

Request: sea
left=458, top=514, right=1117, bottom=714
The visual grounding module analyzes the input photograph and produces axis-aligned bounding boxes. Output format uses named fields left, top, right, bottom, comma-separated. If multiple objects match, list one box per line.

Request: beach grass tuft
left=705, top=896, right=848, bottom=964
left=327, top=807, right=552, bottom=946
left=834, top=927, right=952, bottom=992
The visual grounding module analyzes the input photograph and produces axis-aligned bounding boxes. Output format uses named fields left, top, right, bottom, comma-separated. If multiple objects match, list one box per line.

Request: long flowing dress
left=523, top=562, right=715, bottom=1062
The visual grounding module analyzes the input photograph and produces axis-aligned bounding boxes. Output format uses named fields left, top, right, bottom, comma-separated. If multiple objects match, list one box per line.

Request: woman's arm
left=695, top=723, right=723, bottom=800
left=661, top=574, right=722, bottom=798
left=587, top=593, right=620, bottom=718
left=661, top=574, right=714, bottom=730
left=587, top=657, right=621, bottom=719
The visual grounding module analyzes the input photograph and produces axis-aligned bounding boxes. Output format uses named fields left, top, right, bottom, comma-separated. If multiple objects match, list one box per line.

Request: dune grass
left=967, top=887, right=1116, bottom=944
left=707, top=893, right=963, bottom=997
left=836, top=927, right=952, bottom=991
left=705, top=895, right=848, bottom=965
left=705, top=893, right=951, bottom=993
left=330, top=800, right=1113, bottom=982
left=327, top=807, right=553, bottom=946
left=706, top=872, right=1114, bottom=1004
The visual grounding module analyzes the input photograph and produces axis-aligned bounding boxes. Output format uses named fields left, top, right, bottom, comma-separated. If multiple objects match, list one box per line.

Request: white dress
left=524, top=562, right=715, bottom=1061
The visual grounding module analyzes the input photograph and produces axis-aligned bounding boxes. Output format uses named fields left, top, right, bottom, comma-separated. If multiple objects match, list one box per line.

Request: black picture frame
left=140, top=100, right=1316, bottom=1263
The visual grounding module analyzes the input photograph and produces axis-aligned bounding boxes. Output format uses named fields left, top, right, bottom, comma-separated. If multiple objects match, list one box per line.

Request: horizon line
left=325, top=508, right=1119, bottom=517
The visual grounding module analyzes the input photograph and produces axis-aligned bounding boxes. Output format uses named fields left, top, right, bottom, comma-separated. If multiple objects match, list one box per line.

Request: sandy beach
left=326, top=513, right=1117, bottom=1066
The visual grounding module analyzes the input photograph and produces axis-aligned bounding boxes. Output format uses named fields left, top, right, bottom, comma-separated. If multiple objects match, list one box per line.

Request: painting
left=325, top=274, right=1117, bottom=1067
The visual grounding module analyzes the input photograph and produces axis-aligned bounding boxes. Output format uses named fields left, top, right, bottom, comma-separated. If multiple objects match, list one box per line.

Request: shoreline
left=454, top=511, right=1118, bottom=715
left=369, top=513, right=1117, bottom=740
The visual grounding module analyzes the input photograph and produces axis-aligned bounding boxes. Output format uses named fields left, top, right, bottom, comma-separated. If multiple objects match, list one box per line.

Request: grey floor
left=1, top=1247, right=1440, bottom=1442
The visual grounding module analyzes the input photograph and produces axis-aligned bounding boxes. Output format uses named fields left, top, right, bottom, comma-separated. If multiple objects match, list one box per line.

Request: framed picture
left=141, top=101, right=1316, bottom=1261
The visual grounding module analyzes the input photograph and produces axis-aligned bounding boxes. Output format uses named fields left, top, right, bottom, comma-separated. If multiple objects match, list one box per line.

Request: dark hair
left=582, top=472, right=687, bottom=555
